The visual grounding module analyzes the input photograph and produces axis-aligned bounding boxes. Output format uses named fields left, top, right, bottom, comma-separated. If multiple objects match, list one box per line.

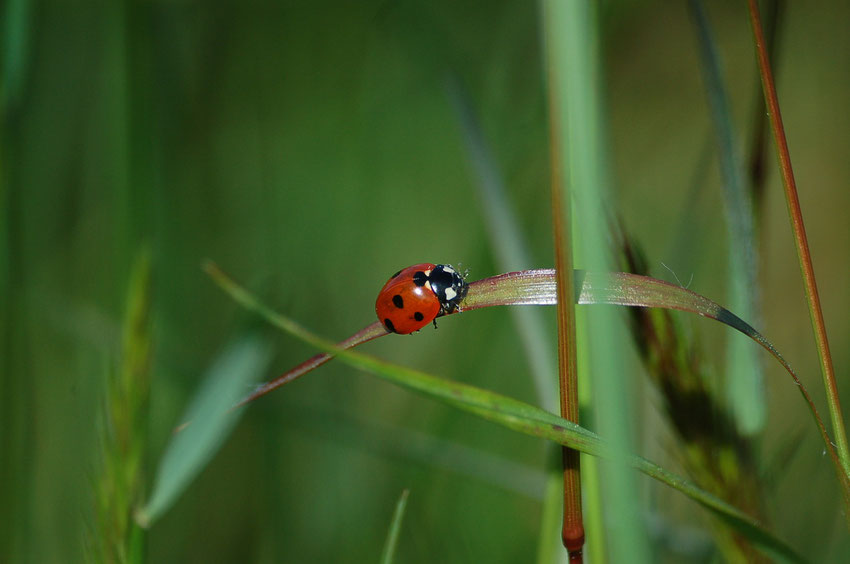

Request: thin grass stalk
left=550, top=130, right=584, bottom=558
left=543, top=0, right=650, bottom=560
left=379, top=489, right=409, bottom=564
left=746, top=0, right=850, bottom=481
left=747, top=0, right=785, bottom=213
left=542, top=3, right=584, bottom=558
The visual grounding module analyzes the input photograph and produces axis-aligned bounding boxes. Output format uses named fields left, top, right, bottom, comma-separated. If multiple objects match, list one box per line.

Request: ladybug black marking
left=414, top=312, right=424, bottom=321
left=383, top=318, right=397, bottom=333
left=428, top=264, right=468, bottom=315
left=392, top=294, right=404, bottom=309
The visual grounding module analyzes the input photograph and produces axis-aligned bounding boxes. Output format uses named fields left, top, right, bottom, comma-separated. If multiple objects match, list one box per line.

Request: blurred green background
left=3, top=0, right=850, bottom=562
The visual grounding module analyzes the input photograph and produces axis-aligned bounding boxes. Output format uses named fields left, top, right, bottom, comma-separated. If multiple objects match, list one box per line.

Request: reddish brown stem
left=747, top=0, right=850, bottom=477
left=548, top=77, right=584, bottom=561
left=235, top=322, right=387, bottom=407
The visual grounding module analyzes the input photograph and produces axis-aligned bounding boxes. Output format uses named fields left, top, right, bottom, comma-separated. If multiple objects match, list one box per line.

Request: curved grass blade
left=207, top=263, right=840, bottom=478
left=469, top=269, right=843, bottom=477
left=207, top=271, right=805, bottom=563
left=136, top=335, right=272, bottom=527
left=379, top=489, right=410, bottom=564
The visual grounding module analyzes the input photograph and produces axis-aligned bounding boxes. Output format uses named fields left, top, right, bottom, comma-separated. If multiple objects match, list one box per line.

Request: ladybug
left=375, top=263, right=469, bottom=334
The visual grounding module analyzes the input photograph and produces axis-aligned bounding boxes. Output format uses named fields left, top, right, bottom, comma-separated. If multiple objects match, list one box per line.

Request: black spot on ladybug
left=383, top=318, right=396, bottom=333
left=392, top=294, right=404, bottom=309
left=391, top=270, right=402, bottom=279
left=414, top=312, right=424, bottom=321
left=412, top=271, right=428, bottom=286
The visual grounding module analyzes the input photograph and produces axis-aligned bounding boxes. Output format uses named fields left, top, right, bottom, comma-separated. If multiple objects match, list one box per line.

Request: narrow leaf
left=136, top=335, right=272, bottom=527
left=207, top=263, right=839, bottom=477
left=379, top=489, right=410, bottom=564
left=689, top=0, right=765, bottom=434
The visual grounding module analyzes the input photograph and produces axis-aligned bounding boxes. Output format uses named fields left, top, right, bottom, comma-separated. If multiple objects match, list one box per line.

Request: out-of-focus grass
left=91, top=251, right=151, bottom=564
left=379, top=489, right=409, bottom=564
left=3, top=1, right=850, bottom=562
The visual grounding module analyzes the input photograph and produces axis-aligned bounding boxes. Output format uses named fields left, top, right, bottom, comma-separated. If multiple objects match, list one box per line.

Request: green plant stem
left=544, top=7, right=584, bottom=559
left=746, top=0, right=850, bottom=478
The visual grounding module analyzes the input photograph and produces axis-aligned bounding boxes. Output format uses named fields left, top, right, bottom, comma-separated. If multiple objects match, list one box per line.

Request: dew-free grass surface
left=3, top=1, right=850, bottom=562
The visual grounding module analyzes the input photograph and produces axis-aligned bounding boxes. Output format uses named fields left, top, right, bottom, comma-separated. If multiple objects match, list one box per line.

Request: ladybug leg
left=432, top=319, right=438, bottom=330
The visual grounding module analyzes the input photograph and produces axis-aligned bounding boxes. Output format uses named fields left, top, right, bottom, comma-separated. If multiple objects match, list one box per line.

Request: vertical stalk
left=746, top=0, right=850, bottom=477
left=543, top=1, right=651, bottom=560
left=541, top=2, right=583, bottom=559
left=550, top=119, right=584, bottom=559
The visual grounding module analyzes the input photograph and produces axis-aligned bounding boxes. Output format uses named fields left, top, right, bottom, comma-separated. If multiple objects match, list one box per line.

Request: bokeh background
left=3, top=0, right=849, bottom=562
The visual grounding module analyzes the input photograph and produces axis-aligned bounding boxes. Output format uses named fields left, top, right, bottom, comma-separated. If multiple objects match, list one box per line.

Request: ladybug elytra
left=375, top=263, right=468, bottom=334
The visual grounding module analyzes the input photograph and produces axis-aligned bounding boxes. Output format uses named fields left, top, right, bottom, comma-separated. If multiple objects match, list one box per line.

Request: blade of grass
left=543, top=0, right=647, bottom=560
left=208, top=269, right=805, bottom=563
left=747, top=0, right=850, bottom=508
left=542, top=7, right=584, bottom=557
left=212, top=262, right=840, bottom=477
left=136, top=335, right=272, bottom=527
left=379, top=489, right=410, bottom=564
left=689, top=0, right=764, bottom=435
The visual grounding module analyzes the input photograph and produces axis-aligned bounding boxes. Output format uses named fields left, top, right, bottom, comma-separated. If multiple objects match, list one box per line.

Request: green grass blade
left=689, top=0, right=765, bottom=436
left=543, top=0, right=645, bottom=558
left=136, top=335, right=272, bottom=527
left=212, top=262, right=839, bottom=477
left=208, top=267, right=805, bottom=563
left=379, top=489, right=410, bottom=564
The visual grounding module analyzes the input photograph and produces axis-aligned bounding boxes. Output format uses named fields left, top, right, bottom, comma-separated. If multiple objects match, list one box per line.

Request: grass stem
left=746, top=0, right=850, bottom=481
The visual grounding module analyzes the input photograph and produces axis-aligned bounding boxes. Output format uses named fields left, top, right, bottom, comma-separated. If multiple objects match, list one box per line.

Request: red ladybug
left=375, top=263, right=468, bottom=334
